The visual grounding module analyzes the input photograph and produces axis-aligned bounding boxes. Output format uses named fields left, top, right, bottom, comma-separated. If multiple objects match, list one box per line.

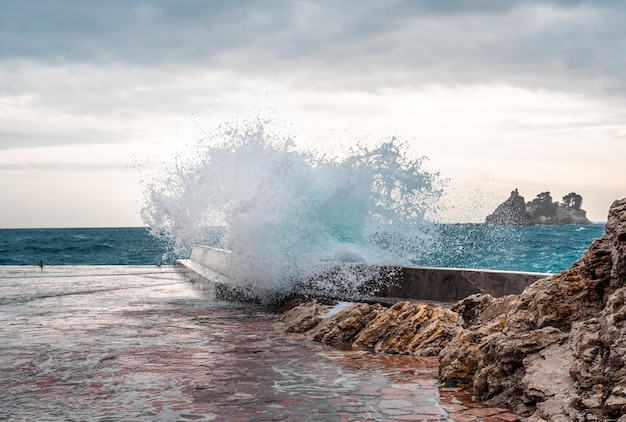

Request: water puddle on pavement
left=0, top=266, right=520, bottom=421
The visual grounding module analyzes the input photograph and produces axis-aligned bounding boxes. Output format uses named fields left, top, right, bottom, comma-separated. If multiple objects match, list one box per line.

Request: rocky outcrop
left=277, top=300, right=329, bottom=333
left=279, top=198, right=626, bottom=421
left=485, top=189, right=534, bottom=225
left=486, top=189, right=592, bottom=225
left=535, top=205, right=591, bottom=225
left=440, top=198, right=624, bottom=420
left=280, top=300, right=464, bottom=356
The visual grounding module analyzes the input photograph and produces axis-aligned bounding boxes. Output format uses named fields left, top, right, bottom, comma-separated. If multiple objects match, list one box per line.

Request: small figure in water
left=39, top=259, right=44, bottom=269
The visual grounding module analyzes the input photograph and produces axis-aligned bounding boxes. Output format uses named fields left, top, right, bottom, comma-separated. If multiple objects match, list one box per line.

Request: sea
left=0, top=223, right=607, bottom=273
left=0, top=227, right=171, bottom=267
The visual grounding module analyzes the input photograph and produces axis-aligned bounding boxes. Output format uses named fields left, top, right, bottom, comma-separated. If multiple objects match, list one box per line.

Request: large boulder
left=307, top=302, right=386, bottom=348
left=276, top=300, right=329, bottom=333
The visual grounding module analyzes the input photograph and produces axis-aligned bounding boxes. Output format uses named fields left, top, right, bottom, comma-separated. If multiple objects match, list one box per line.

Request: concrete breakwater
left=176, top=244, right=548, bottom=304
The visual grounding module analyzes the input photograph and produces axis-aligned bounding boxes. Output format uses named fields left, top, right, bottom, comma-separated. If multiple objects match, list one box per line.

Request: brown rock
left=451, top=293, right=507, bottom=328
left=607, top=198, right=626, bottom=288
left=276, top=300, right=328, bottom=333
left=280, top=300, right=463, bottom=357
left=306, top=302, right=385, bottom=348
left=352, top=301, right=462, bottom=355
left=439, top=324, right=498, bottom=389
left=439, top=198, right=626, bottom=420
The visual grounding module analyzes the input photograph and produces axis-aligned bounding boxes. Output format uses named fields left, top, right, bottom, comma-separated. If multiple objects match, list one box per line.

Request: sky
left=1, top=0, right=625, bottom=227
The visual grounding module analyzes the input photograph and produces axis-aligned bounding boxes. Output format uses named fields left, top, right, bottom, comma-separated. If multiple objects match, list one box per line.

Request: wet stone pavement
left=0, top=266, right=522, bottom=421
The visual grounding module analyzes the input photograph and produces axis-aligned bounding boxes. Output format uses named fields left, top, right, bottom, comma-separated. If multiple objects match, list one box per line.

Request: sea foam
left=140, top=120, right=443, bottom=299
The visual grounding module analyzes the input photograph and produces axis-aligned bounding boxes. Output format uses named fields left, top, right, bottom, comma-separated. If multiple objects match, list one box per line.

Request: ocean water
left=0, top=121, right=608, bottom=289
left=420, top=222, right=606, bottom=274
left=0, top=227, right=170, bottom=266
left=0, top=223, right=606, bottom=274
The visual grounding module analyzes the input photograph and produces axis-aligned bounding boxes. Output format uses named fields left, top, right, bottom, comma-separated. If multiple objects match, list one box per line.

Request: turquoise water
left=0, top=224, right=605, bottom=274
left=0, top=227, right=170, bottom=266
left=417, top=223, right=605, bottom=274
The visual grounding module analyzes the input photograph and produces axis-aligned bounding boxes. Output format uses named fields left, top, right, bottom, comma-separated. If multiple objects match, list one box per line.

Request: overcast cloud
left=2, top=1, right=625, bottom=93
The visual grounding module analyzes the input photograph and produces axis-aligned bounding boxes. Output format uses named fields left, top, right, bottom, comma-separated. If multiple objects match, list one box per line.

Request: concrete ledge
left=380, top=266, right=547, bottom=303
left=177, top=245, right=548, bottom=303
left=176, top=246, right=265, bottom=302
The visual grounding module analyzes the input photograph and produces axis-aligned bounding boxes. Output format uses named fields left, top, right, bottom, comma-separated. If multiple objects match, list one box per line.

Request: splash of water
left=140, top=120, right=443, bottom=299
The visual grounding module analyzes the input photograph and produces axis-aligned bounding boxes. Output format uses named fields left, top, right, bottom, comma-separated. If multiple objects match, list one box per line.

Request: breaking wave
left=140, top=119, right=443, bottom=299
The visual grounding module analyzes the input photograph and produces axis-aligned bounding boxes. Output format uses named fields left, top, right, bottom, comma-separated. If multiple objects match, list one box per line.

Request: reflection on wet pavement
left=0, top=266, right=520, bottom=421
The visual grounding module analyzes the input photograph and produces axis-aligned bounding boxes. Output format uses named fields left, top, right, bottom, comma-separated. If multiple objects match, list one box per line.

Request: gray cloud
left=0, top=161, right=129, bottom=172
left=0, top=125, right=129, bottom=151
left=0, top=0, right=284, bottom=64
left=2, top=1, right=623, bottom=85
left=1, top=1, right=625, bottom=127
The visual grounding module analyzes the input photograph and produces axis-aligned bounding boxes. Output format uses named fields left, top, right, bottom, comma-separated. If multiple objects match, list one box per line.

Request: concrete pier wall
left=177, top=245, right=548, bottom=303
left=377, top=266, right=546, bottom=302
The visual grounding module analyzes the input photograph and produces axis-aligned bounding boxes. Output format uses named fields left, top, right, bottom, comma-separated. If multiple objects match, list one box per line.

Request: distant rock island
left=485, top=189, right=592, bottom=225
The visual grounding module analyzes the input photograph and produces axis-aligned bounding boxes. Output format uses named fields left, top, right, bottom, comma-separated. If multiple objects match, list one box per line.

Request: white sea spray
left=139, top=119, right=443, bottom=300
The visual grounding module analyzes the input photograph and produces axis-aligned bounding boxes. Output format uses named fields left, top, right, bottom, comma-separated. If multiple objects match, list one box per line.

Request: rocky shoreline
left=278, top=198, right=626, bottom=421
